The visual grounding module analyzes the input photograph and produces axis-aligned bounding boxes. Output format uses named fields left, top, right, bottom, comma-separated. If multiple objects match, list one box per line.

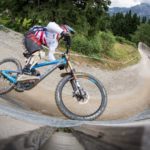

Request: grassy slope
left=103, top=43, right=141, bottom=69
left=69, top=42, right=140, bottom=70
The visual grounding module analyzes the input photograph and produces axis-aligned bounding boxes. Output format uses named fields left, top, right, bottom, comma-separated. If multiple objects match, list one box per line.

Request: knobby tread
left=55, top=73, right=107, bottom=120
left=0, top=58, right=22, bottom=94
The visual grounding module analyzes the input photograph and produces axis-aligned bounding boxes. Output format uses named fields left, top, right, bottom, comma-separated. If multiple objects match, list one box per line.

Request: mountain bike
left=0, top=45, right=107, bottom=120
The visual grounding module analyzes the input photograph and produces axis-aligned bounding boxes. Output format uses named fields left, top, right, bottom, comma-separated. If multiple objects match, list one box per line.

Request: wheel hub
left=73, top=89, right=90, bottom=104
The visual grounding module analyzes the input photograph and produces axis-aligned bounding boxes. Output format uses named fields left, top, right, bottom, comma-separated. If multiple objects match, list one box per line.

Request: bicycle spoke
left=0, top=58, right=21, bottom=94
left=56, top=73, right=107, bottom=120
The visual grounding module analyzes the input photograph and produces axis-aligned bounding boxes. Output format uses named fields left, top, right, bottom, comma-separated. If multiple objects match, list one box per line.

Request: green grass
left=101, top=42, right=141, bottom=69
left=108, top=43, right=140, bottom=61
left=62, top=42, right=141, bottom=70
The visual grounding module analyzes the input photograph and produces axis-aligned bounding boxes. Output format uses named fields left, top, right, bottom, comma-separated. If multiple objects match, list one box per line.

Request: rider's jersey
left=34, top=30, right=59, bottom=47
left=33, top=22, right=64, bottom=49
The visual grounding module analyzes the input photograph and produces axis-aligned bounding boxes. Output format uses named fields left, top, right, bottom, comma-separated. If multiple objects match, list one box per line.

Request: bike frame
left=0, top=57, right=67, bottom=84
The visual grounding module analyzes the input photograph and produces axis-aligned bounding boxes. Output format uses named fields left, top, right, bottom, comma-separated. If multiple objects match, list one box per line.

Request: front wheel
left=55, top=73, right=107, bottom=120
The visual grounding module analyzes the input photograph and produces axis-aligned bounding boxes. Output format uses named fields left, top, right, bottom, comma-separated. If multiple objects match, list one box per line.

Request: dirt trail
left=0, top=30, right=150, bottom=120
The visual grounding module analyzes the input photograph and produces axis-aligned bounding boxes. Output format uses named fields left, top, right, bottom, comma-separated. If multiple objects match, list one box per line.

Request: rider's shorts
left=24, top=33, right=43, bottom=54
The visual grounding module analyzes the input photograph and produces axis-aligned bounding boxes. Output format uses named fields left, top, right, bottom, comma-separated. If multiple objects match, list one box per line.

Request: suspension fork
left=65, top=54, right=86, bottom=99
left=65, top=53, right=77, bottom=80
left=65, top=53, right=79, bottom=91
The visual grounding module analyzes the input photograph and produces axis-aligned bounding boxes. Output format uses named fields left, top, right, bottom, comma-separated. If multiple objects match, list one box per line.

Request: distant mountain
left=109, top=3, right=150, bottom=18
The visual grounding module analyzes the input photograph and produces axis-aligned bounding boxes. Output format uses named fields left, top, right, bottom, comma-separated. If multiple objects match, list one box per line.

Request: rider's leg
left=23, top=51, right=43, bottom=75
left=23, top=50, right=46, bottom=74
left=48, top=43, right=65, bottom=70
left=48, top=41, right=64, bottom=70
left=48, top=43, right=57, bottom=61
left=48, top=51, right=56, bottom=61
left=17, top=50, right=45, bottom=81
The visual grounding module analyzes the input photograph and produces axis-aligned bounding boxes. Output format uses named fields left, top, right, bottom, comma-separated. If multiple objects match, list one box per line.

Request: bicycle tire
left=55, top=72, right=107, bottom=120
left=0, top=58, right=22, bottom=95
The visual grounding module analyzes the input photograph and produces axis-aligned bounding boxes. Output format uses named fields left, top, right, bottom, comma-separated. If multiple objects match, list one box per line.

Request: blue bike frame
left=0, top=57, right=67, bottom=84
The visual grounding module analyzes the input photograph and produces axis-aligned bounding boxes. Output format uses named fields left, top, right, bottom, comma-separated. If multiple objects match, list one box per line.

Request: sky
left=110, top=0, right=150, bottom=7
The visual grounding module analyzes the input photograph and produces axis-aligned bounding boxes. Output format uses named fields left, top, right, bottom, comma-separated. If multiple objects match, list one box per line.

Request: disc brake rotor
left=73, top=90, right=90, bottom=105
left=78, top=92, right=90, bottom=104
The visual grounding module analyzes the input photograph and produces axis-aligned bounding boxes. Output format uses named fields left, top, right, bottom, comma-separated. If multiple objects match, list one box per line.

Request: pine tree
left=142, top=16, right=147, bottom=24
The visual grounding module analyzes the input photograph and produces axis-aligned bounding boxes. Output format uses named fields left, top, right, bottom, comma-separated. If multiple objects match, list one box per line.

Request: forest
left=0, top=0, right=150, bottom=63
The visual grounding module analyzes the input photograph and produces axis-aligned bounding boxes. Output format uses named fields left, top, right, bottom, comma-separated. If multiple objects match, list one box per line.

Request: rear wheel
left=0, top=58, right=22, bottom=95
left=55, top=73, right=107, bottom=120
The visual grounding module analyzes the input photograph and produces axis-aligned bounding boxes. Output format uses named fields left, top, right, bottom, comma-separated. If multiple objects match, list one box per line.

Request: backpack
left=25, top=25, right=47, bottom=36
left=23, top=25, right=47, bottom=56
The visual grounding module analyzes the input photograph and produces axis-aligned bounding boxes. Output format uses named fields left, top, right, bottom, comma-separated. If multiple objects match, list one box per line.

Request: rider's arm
left=46, top=22, right=63, bottom=34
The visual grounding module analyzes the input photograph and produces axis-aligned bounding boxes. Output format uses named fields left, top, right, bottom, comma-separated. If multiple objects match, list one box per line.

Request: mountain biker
left=17, top=22, right=75, bottom=81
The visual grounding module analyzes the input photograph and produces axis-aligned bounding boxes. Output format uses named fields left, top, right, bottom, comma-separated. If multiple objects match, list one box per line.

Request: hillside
left=109, top=3, right=150, bottom=18
left=0, top=25, right=140, bottom=70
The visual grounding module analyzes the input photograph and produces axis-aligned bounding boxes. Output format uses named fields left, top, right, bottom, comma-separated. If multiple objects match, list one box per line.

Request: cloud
left=110, top=0, right=150, bottom=7
left=140, top=0, right=150, bottom=3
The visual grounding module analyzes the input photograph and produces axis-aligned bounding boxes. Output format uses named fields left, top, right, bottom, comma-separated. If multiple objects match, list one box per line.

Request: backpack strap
left=29, top=25, right=47, bottom=32
left=24, top=25, right=47, bottom=36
